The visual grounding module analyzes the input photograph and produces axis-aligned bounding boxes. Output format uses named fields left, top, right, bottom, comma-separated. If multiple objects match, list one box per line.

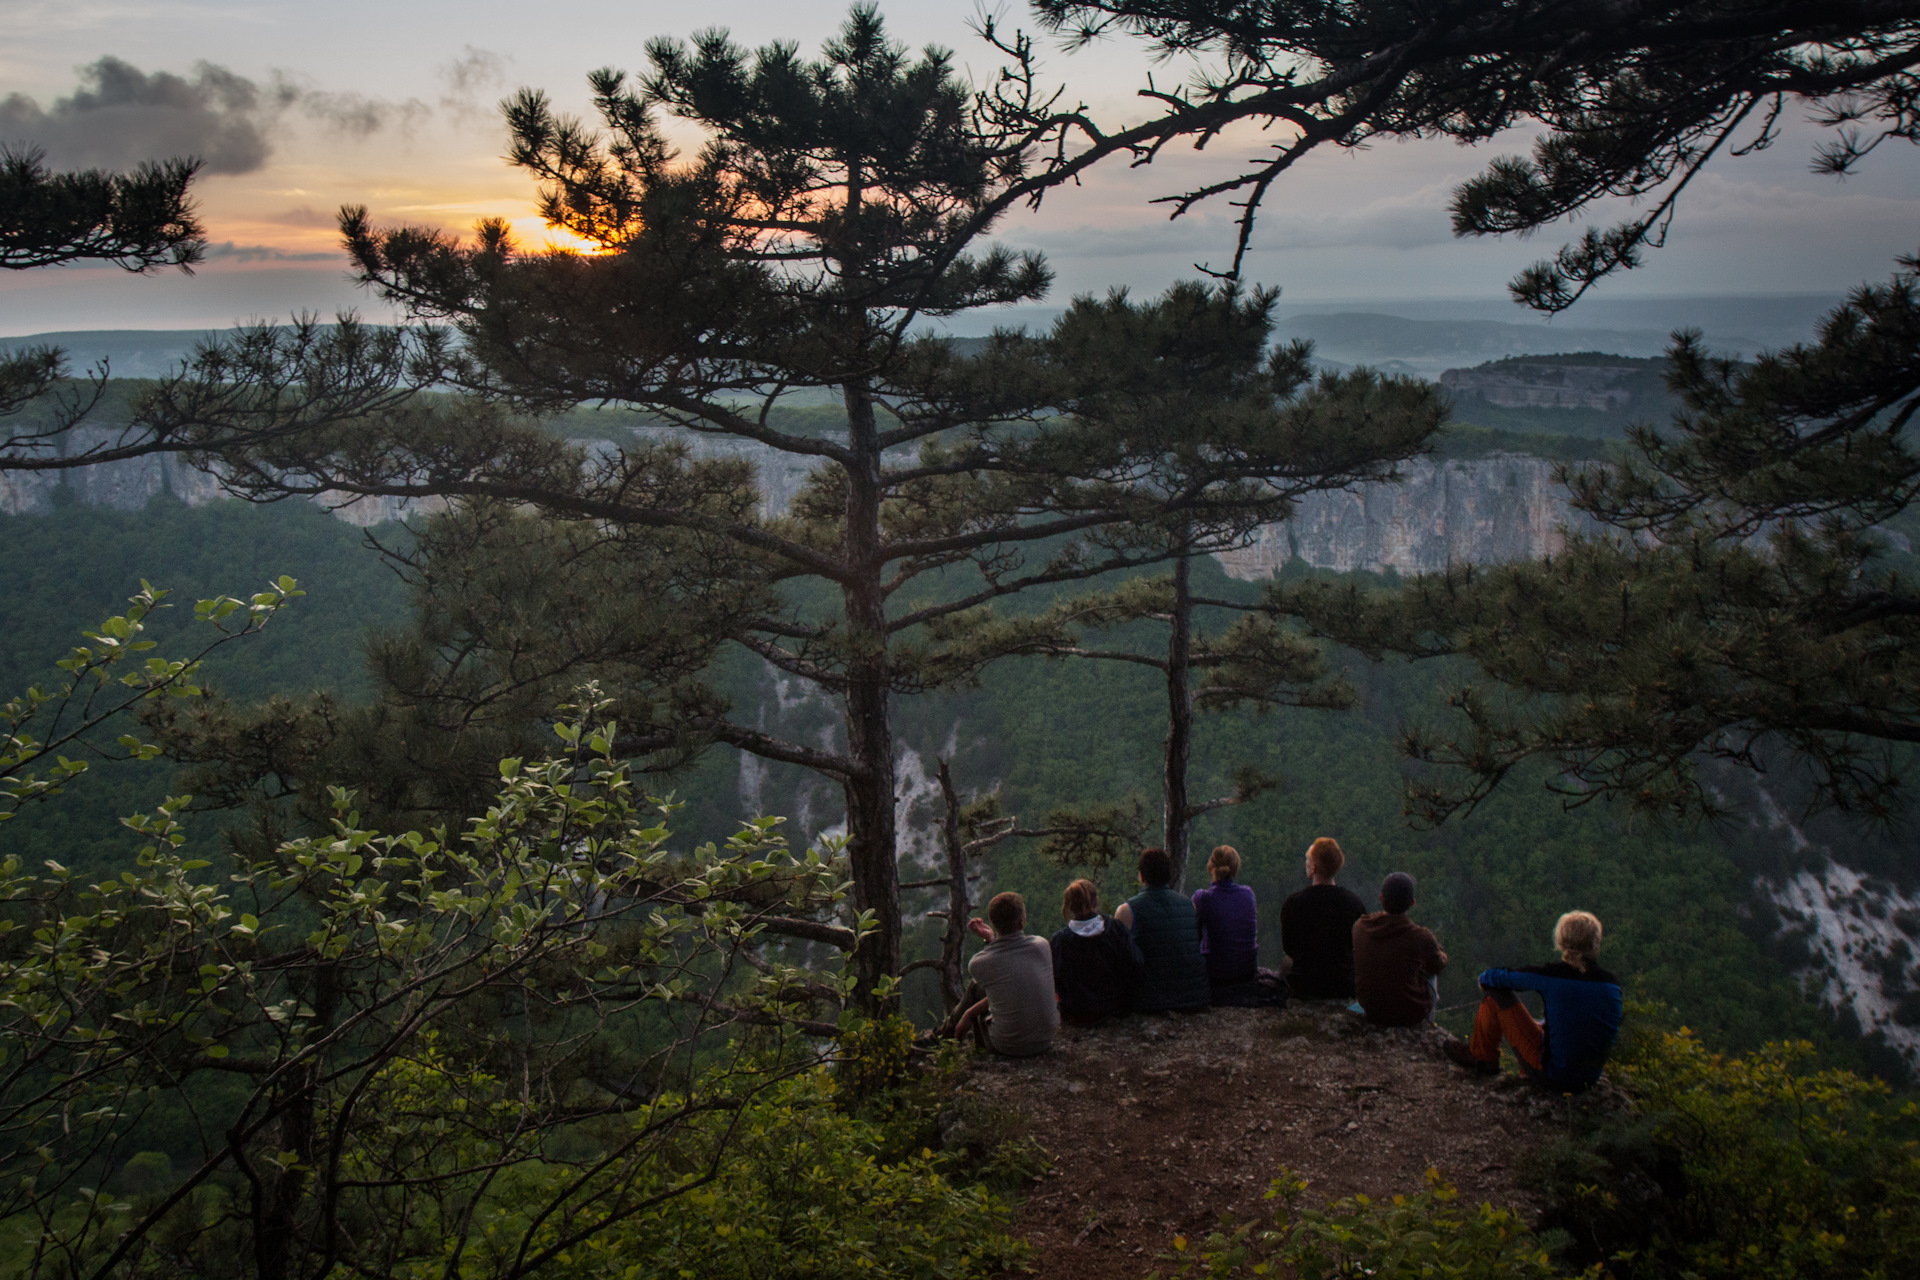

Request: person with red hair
left=1279, top=837, right=1367, bottom=1000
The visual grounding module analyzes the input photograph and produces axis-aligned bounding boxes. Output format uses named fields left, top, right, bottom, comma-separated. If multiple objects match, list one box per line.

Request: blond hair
left=1062, top=878, right=1100, bottom=921
left=1307, top=836, right=1344, bottom=878
left=1555, top=910, right=1603, bottom=971
left=1208, top=845, right=1241, bottom=882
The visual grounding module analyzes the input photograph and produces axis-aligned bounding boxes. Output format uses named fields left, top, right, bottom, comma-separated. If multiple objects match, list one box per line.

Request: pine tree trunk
left=1163, top=543, right=1195, bottom=888
left=841, top=377, right=901, bottom=1010
left=253, top=961, right=337, bottom=1280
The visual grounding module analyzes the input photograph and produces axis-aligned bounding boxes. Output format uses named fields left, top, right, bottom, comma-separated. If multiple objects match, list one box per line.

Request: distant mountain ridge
left=1275, top=311, right=1757, bottom=376
left=0, top=330, right=221, bottom=379
left=4, top=304, right=1802, bottom=387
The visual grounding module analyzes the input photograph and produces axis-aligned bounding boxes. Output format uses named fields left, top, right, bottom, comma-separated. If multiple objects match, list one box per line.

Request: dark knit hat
left=1380, top=872, right=1416, bottom=914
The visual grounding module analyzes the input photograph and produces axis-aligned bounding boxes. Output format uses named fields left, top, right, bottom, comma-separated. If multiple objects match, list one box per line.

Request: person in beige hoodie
left=955, top=892, right=1059, bottom=1056
left=1352, top=872, right=1448, bottom=1026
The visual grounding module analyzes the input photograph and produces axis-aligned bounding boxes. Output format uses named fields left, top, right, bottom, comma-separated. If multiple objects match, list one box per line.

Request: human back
left=1280, top=837, right=1367, bottom=1000
left=965, top=892, right=1059, bottom=1056
left=1117, top=848, right=1210, bottom=1013
left=1190, top=844, right=1259, bottom=986
left=1352, top=871, right=1448, bottom=1026
left=1050, top=878, right=1144, bottom=1023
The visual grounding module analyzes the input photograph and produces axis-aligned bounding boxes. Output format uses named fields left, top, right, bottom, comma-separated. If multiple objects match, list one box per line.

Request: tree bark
left=841, top=375, right=901, bottom=1010
left=1163, top=540, right=1195, bottom=888
left=254, top=960, right=337, bottom=1280
left=934, top=759, right=972, bottom=1012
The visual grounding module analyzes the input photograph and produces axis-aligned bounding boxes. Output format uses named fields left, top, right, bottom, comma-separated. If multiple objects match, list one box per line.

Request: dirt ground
left=950, top=1002, right=1609, bottom=1280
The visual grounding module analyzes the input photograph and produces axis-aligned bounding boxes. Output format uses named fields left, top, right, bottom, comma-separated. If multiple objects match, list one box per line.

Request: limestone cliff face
left=0, top=427, right=440, bottom=525
left=4, top=433, right=1595, bottom=575
left=1439, top=361, right=1648, bottom=411
left=1214, top=453, right=1599, bottom=579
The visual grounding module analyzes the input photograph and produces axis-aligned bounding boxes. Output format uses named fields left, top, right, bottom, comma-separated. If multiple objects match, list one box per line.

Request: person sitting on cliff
left=1353, top=872, right=1449, bottom=1026
left=1113, top=848, right=1211, bottom=1013
left=955, top=891, right=1059, bottom=1057
left=1191, top=845, right=1285, bottom=1007
left=1051, top=878, right=1145, bottom=1025
left=1279, top=837, right=1368, bottom=1001
left=1445, top=910, right=1622, bottom=1090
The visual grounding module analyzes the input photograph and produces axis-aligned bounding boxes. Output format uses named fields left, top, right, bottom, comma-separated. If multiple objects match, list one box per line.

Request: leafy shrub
left=1532, top=1021, right=1920, bottom=1280
left=837, top=1013, right=915, bottom=1101
left=502, top=1070, right=1028, bottom=1280
left=1148, top=1168, right=1576, bottom=1280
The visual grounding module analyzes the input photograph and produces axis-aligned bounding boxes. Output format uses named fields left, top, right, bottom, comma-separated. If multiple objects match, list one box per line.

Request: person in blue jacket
left=1445, top=910, right=1622, bottom=1089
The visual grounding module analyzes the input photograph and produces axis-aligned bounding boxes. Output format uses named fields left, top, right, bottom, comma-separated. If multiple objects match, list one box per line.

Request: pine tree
left=1031, top=1, right=1920, bottom=304
left=182, top=11, right=1442, bottom=1004
left=0, top=146, right=203, bottom=423
left=967, top=283, right=1442, bottom=884
left=1276, top=257, right=1920, bottom=823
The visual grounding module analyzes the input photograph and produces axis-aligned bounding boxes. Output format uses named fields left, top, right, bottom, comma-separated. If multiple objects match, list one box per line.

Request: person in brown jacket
left=1352, top=872, right=1448, bottom=1026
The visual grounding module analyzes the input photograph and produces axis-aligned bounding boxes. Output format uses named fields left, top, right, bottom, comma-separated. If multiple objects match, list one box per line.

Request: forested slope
left=0, top=497, right=409, bottom=874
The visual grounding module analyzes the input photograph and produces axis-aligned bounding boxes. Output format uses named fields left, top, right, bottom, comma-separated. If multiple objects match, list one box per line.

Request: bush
left=1148, top=1168, right=1576, bottom=1280
left=526, top=1070, right=1028, bottom=1280
left=1532, top=1021, right=1920, bottom=1280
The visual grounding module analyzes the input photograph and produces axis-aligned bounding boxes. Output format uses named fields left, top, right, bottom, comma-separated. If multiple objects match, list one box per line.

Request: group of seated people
left=951, top=837, right=1623, bottom=1091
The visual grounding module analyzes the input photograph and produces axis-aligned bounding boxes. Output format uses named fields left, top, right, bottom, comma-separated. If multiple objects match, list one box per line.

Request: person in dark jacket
left=1446, top=910, right=1622, bottom=1089
left=1280, top=837, right=1367, bottom=1000
left=1113, top=848, right=1210, bottom=1013
left=1050, top=878, right=1144, bottom=1023
left=1353, top=871, right=1448, bottom=1026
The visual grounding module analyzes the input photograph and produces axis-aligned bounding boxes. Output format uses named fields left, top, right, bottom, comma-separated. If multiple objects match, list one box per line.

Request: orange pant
left=1468, top=994, right=1544, bottom=1071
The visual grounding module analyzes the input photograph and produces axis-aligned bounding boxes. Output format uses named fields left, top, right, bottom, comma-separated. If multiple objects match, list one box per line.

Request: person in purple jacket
left=1191, top=846, right=1283, bottom=1007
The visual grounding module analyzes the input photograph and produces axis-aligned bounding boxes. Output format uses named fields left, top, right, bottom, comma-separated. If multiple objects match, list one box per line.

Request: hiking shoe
left=1444, top=1038, right=1498, bottom=1076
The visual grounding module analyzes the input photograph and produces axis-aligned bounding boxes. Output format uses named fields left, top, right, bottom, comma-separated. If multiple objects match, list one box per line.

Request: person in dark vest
left=1280, top=836, right=1367, bottom=1000
left=1113, top=847, right=1210, bottom=1013
left=1445, top=910, right=1623, bottom=1091
left=1050, top=878, right=1145, bottom=1024
left=1353, top=871, right=1448, bottom=1026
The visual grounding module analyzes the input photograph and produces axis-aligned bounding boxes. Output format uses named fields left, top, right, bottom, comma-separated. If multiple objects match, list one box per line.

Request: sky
left=3, top=0, right=1918, bottom=336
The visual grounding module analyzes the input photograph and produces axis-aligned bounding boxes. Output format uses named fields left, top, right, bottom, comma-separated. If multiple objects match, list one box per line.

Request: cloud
left=0, top=57, right=274, bottom=173
left=1259, top=185, right=1457, bottom=252
left=438, top=46, right=510, bottom=121
left=267, top=71, right=430, bottom=138
left=202, top=241, right=340, bottom=263
left=260, top=206, right=339, bottom=229
left=1020, top=186, right=1456, bottom=264
left=0, top=56, right=428, bottom=175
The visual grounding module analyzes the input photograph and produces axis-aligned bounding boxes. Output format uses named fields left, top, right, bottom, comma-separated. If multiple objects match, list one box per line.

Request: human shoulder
left=1522, top=960, right=1617, bottom=984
